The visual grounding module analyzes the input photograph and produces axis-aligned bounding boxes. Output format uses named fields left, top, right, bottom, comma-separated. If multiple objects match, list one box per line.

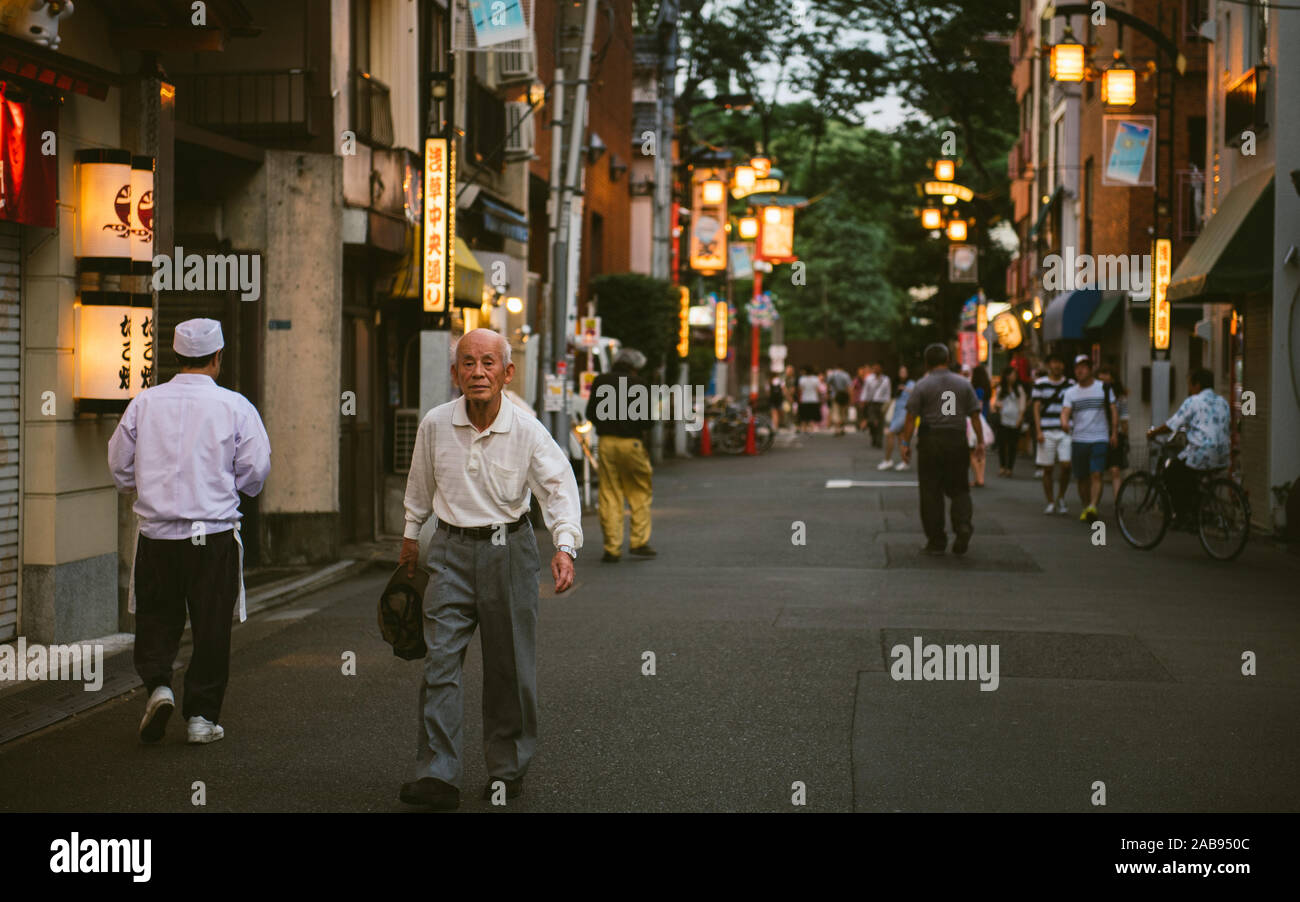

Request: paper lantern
left=75, top=292, right=153, bottom=407
left=702, top=179, right=726, bottom=205
left=947, top=219, right=968, bottom=241
left=733, top=165, right=756, bottom=192
left=738, top=216, right=758, bottom=240
left=934, top=159, right=955, bottom=181
left=750, top=156, right=771, bottom=178
left=75, top=149, right=133, bottom=273
left=130, top=157, right=155, bottom=274
left=921, top=208, right=943, bottom=229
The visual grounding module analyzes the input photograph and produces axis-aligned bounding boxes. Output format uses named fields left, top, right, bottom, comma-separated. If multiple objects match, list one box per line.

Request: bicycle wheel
left=1198, top=478, right=1250, bottom=561
left=1116, top=471, right=1170, bottom=549
left=717, top=419, right=748, bottom=454
left=753, top=415, right=775, bottom=453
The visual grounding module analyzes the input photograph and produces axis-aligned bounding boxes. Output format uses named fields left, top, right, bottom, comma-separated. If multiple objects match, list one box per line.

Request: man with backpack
left=1059, top=355, right=1119, bottom=524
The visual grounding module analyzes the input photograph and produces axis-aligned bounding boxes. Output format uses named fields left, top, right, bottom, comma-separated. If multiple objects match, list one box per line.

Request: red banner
left=0, top=83, right=58, bottom=228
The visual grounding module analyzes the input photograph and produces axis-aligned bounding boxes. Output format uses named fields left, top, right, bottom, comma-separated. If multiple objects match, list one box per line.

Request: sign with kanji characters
left=689, top=168, right=727, bottom=274
left=1150, top=237, right=1172, bottom=351
left=74, top=292, right=137, bottom=403
left=423, top=137, right=455, bottom=313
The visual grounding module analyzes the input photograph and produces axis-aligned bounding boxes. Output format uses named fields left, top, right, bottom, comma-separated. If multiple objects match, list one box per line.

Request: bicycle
left=689, top=400, right=776, bottom=455
left=1115, top=435, right=1250, bottom=560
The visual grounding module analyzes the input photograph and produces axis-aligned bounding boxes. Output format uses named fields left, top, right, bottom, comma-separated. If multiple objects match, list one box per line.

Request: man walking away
left=586, top=347, right=656, bottom=562
left=1059, top=355, right=1117, bottom=524
left=900, top=343, right=984, bottom=555
left=826, top=366, right=853, bottom=436
left=1032, top=353, right=1075, bottom=514
left=108, top=318, right=271, bottom=745
left=865, top=363, right=891, bottom=448
left=399, top=329, right=581, bottom=811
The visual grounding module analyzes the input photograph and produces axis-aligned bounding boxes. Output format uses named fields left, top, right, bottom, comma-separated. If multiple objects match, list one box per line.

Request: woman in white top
left=991, top=366, right=1029, bottom=477
left=796, top=366, right=822, bottom=433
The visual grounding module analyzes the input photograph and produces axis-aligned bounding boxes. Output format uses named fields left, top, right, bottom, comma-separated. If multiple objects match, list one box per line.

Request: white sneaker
left=1055, top=498, right=1069, bottom=514
left=876, top=459, right=895, bottom=471
left=1044, top=502, right=1057, bottom=514
left=187, top=716, right=225, bottom=745
left=894, top=461, right=909, bottom=471
left=139, top=686, right=174, bottom=743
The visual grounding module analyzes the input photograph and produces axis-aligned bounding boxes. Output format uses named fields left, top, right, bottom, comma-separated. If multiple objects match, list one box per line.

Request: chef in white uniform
left=108, top=318, right=271, bottom=745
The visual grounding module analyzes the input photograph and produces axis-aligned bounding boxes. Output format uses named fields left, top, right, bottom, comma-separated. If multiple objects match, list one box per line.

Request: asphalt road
left=3, top=431, right=1299, bottom=812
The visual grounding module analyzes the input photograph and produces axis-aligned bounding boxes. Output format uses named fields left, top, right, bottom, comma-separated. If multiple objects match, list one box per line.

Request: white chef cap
left=173, top=318, right=224, bottom=357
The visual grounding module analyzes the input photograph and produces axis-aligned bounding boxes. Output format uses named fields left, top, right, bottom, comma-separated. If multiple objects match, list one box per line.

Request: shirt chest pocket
left=486, top=460, right=525, bottom=504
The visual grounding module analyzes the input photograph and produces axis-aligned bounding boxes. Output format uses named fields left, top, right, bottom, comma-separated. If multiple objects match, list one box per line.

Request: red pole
left=745, top=270, right=762, bottom=455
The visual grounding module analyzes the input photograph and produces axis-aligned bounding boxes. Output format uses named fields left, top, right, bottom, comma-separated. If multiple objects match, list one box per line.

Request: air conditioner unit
left=394, top=408, right=420, bottom=473
left=505, top=102, right=535, bottom=158
left=497, top=36, right=537, bottom=85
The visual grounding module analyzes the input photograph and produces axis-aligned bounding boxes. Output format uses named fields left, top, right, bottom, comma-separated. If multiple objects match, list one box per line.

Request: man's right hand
left=1035, top=429, right=1044, bottom=443
left=399, top=538, right=420, bottom=578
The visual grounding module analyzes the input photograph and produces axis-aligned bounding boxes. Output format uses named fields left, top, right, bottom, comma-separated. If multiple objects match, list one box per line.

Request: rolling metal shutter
left=0, top=223, right=20, bottom=641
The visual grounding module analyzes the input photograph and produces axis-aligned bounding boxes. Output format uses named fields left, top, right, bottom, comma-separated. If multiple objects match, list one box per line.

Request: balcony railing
left=173, top=69, right=315, bottom=141
left=352, top=71, right=394, bottom=148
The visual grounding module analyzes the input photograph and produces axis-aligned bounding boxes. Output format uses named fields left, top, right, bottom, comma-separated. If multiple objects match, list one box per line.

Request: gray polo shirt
left=904, top=368, right=980, bottom=431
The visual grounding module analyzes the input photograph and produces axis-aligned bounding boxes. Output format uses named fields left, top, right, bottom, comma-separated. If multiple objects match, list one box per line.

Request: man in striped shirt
left=1032, top=353, right=1075, bottom=514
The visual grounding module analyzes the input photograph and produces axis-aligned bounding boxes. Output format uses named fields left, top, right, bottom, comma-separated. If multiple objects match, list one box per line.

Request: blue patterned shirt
left=1165, top=389, right=1230, bottom=471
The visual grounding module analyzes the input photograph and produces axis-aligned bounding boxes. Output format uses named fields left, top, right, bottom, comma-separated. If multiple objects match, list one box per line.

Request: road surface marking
left=826, top=480, right=920, bottom=488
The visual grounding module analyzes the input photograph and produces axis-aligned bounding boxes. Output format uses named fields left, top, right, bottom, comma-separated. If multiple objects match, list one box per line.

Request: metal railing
left=173, top=69, right=315, bottom=141
left=351, top=71, right=394, bottom=148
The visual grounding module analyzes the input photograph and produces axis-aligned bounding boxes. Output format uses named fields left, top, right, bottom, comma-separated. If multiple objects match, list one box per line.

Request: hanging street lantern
left=750, top=155, right=771, bottom=178
left=1101, top=65, right=1137, bottom=106
left=732, top=165, right=756, bottom=193
left=690, top=168, right=728, bottom=274
left=757, top=205, right=796, bottom=262
left=921, top=208, right=943, bottom=229
left=1050, top=40, right=1086, bottom=82
left=702, top=178, right=726, bottom=205
left=934, top=159, right=955, bottom=181
left=75, top=149, right=134, bottom=273
left=994, top=311, right=1024, bottom=349
left=946, top=219, right=968, bottom=242
left=738, top=216, right=758, bottom=240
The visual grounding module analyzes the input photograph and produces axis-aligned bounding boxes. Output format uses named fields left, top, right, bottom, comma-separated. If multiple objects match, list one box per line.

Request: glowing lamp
left=1050, top=42, right=1086, bottom=82
left=750, top=156, right=771, bottom=178
left=921, top=208, right=943, bottom=230
left=738, top=216, right=759, bottom=240
left=763, top=206, right=782, bottom=224
left=506, top=296, right=524, bottom=314
left=934, top=159, right=955, bottom=181
left=702, top=179, right=726, bottom=205
left=1021, top=309, right=1034, bottom=322
left=942, top=194, right=957, bottom=205
left=733, top=166, right=756, bottom=192
left=946, top=219, right=968, bottom=241
left=130, top=157, right=155, bottom=275
left=75, top=149, right=134, bottom=273
left=74, top=292, right=153, bottom=408
left=715, top=301, right=728, bottom=360
left=1101, top=67, right=1137, bottom=106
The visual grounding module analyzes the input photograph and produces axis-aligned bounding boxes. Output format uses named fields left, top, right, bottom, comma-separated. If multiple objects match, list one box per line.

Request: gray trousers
left=416, top=522, right=541, bottom=787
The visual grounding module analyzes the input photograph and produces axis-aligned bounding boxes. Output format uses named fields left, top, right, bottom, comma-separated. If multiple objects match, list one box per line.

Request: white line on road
left=826, top=480, right=920, bottom=488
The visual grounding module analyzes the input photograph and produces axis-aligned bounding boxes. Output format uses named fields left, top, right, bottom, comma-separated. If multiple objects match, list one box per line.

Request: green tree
left=591, top=273, right=679, bottom=374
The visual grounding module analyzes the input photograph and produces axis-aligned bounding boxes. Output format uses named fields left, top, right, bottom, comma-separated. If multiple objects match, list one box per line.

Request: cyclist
left=1146, top=368, right=1231, bottom=526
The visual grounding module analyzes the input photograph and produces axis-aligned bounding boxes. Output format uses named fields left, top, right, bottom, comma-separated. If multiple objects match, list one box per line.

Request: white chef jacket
left=403, top=395, right=583, bottom=552
left=108, top=373, right=271, bottom=619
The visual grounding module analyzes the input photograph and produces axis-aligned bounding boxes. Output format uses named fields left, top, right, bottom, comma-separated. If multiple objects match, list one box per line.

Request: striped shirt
left=1032, top=376, right=1074, bottom=431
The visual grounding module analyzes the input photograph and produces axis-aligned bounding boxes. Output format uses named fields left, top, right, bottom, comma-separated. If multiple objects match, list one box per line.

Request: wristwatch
left=558, top=544, right=577, bottom=560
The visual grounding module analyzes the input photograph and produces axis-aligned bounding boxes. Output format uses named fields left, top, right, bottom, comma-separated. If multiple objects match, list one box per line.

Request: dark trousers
left=995, top=424, right=1021, bottom=470
left=866, top=402, right=886, bottom=446
left=133, top=530, right=240, bottom=723
left=917, top=428, right=973, bottom=544
left=1164, top=457, right=1207, bottom=523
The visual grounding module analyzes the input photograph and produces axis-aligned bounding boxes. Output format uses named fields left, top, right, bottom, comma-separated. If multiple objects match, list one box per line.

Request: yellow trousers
left=597, top=435, right=653, bottom=555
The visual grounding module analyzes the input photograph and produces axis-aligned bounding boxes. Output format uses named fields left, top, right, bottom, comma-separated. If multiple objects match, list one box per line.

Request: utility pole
left=545, top=0, right=598, bottom=440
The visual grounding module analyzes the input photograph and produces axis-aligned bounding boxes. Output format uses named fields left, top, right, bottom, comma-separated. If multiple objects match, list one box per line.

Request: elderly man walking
left=399, top=328, right=582, bottom=811
left=108, top=318, right=271, bottom=745
left=585, top=347, right=656, bottom=562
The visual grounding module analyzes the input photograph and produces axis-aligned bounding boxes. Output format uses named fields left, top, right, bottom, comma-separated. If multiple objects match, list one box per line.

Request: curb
left=0, top=558, right=374, bottom=747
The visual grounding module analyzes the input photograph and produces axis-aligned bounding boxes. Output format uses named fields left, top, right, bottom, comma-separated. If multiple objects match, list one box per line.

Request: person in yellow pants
left=586, top=348, right=656, bottom=563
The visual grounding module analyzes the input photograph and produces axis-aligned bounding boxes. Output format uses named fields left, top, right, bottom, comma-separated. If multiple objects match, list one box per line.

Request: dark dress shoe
left=400, top=777, right=460, bottom=810
left=482, top=777, right=524, bottom=801
left=951, top=531, right=972, bottom=555
left=601, top=552, right=621, bottom=563
left=921, top=541, right=947, bottom=555
left=629, top=545, right=657, bottom=557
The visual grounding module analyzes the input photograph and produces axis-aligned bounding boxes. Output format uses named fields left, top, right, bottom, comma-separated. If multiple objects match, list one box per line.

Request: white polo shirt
left=403, top=394, right=583, bottom=550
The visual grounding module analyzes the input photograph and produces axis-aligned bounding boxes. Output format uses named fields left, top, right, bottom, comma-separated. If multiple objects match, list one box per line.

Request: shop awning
left=453, top=237, right=485, bottom=307
left=1084, top=290, right=1127, bottom=330
left=1043, top=288, right=1102, bottom=341
left=476, top=195, right=529, bottom=243
left=1168, top=167, right=1274, bottom=303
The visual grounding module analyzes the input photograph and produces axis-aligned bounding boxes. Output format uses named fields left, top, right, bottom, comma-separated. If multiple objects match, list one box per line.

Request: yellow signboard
left=423, top=137, right=455, bottom=313
left=922, top=181, right=974, bottom=202
left=1150, top=238, right=1172, bottom=351
left=976, top=301, right=988, bottom=362
left=677, top=286, right=690, bottom=358
left=690, top=168, right=727, bottom=273
left=715, top=301, right=728, bottom=360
